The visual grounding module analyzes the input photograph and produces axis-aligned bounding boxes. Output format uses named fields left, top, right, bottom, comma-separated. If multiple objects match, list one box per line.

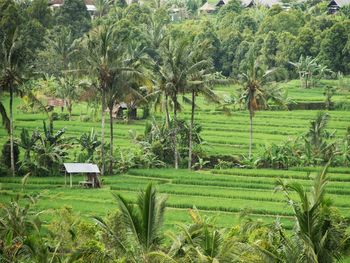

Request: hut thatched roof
left=47, top=97, right=65, bottom=107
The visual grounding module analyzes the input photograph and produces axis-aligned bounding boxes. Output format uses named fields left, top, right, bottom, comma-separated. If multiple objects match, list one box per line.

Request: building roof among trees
left=199, top=2, right=216, bottom=11
left=328, top=0, right=350, bottom=7
left=49, top=0, right=96, bottom=10
left=241, top=0, right=281, bottom=7
left=49, top=0, right=94, bottom=5
left=47, top=98, right=65, bottom=107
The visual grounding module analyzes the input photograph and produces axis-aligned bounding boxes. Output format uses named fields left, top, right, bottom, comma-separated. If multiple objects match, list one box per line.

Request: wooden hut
left=108, top=102, right=137, bottom=120
left=46, top=97, right=65, bottom=111
left=63, top=163, right=101, bottom=188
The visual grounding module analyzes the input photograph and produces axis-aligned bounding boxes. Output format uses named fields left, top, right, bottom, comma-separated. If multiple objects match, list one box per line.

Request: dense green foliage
left=1, top=168, right=350, bottom=262
left=0, top=0, right=350, bottom=261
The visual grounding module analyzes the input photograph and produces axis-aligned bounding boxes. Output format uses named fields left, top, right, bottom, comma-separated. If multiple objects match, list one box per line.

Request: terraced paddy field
left=1, top=96, right=349, bottom=158
left=1, top=79, right=350, bottom=260
left=1, top=167, right=350, bottom=231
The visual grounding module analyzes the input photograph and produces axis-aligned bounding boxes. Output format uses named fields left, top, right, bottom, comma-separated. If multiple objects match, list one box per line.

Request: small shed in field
left=107, top=102, right=137, bottom=119
left=63, top=163, right=101, bottom=188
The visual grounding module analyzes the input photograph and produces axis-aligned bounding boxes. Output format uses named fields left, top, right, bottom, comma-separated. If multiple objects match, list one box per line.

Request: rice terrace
left=0, top=0, right=350, bottom=262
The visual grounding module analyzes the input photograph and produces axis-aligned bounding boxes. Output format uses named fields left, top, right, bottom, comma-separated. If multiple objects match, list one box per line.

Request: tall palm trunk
left=173, top=94, right=178, bottom=169
left=109, top=106, right=113, bottom=175
left=101, top=91, right=106, bottom=176
left=188, top=90, right=195, bottom=170
left=249, top=110, right=253, bottom=159
left=9, top=84, right=15, bottom=176
left=165, top=94, right=170, bottom=128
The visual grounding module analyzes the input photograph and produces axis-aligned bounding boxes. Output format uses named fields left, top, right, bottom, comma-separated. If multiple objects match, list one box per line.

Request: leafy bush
left=114, top=145, right=165, bottom=174
left=254, top=112, right=348, bottom=168
left=18, top=122, right=68, bottom=176
left=137, top=119, right=205, bottom=167
left=214, top=159, right=236, bottom=169
left=51, top=112, right=70, bottom=121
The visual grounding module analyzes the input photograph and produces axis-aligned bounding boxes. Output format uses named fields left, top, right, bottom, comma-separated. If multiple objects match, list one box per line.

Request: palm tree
left=151, top=208, right=246, bottom=262
left=239, top=49, right=286, bottom=159
left=159, top=38, right=187, bottom=169
left=94, top=183, right=167, bottom=261
left=105, top=43, right=149, bottom=174
left=47, top=27, right=77, bottom=74
left=83, top=24, right=150, bottom=175
left=56, top=76, right=79, bottom=120
left=276, top=164, right=348, bottom=262
left=303, top=112, right=336, bottom=165
left=185, top=38, right=225, bottom=169
left=0, top=30, right=24, bottom=176
left=0, top=100, right=10, bottom=135
left=159, top=37, right=213, bottom=169
left=82, top=25, right=116, bottom=176
left=93, top=0, right=112, bottom=18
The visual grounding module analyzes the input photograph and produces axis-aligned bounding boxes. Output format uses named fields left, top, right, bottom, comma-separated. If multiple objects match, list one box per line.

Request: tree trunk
left=165, top=94, right=170, bottom=128
left=299, top=72, right=303, bottom=89
left=68, top=101, right=72, bottom=121
left=305, top=74, right=309, bottom=89
left=109, top=106, right=113, bottom=175
left=188, top=90, right=195, bottom=170
left=173, top=94, right=178, bottom=169
left=101, top=91, right=106, bottom=176
left=9, top=85, right=15, bottom=176
left=249, top=110, right=253, bottom=159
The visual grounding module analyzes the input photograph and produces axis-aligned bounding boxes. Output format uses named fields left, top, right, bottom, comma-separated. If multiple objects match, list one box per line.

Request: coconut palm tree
left=105, top=41, right=150, bottom=174
left=238, top=49, right=286, bottom=159
left=47, top=27, right=77, bottom=75
left=151, top=208, right=250, bottom=262
left=0, top=30, right=24, bottom=176
left=82, top=24, right=116, bottom=176
left=276, top=164, right=348, bottom=262
left=94, top=0, right=112, bottom=18
left=94, top=183, right=167, bottom=261
left=56, top=76, right=79, bottom=120
left=159, top=37, right=213, bottom=169
left=83, top=24, right=150, bottom=175
left=0, top=100, right=9, bottom=135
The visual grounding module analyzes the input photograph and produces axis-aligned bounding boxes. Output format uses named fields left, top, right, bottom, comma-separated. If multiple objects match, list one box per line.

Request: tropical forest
left=0, top=0, right=350, bottom=261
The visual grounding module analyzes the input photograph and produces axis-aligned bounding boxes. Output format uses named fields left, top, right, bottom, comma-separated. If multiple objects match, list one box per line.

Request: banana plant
left=77, top=128, right=101, bottom=162
left=18, top=128, right=40, bottom=162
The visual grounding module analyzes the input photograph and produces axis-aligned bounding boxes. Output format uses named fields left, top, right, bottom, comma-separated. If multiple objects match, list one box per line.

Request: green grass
left=1, top=78, right=349, bottom=156
left=0, top=78, right=349, bottom=234
left=1, top=167, right=350, bottom=231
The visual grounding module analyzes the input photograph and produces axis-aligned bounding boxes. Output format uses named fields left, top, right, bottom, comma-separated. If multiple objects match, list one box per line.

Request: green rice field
left=1, top=166, right=350, bottom=231
left=1, top=79, right=350, bottom=157
left=0, top=79, right=349, bottom=233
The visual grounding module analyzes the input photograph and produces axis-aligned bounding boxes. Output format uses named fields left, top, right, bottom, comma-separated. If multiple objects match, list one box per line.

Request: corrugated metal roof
left=64, top=163, right=100, bottom=173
